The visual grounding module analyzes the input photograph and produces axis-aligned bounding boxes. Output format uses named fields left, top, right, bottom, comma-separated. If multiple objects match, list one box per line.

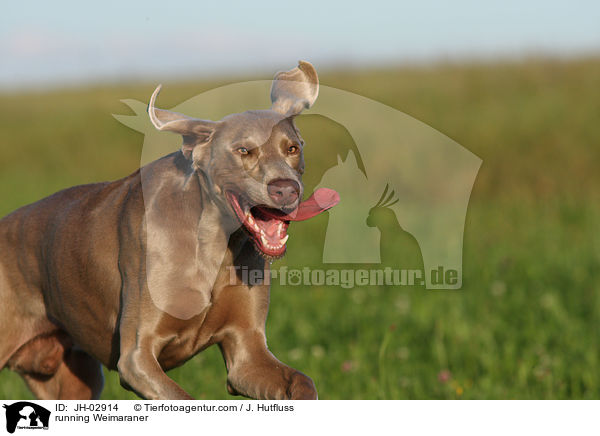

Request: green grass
left=1, top=57, right=599, bottom=399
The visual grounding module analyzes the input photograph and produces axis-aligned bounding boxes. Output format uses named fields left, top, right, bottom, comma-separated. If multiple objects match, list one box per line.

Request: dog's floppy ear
left=148, top=85, right=218, bottom=159
left=270, top=60, right=319, bottom=116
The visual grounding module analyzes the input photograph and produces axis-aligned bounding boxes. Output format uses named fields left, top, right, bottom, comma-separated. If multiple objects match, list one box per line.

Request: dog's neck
left=193, top=169, right=267, bottom=277
left=140, top=151, right=268, bottom=297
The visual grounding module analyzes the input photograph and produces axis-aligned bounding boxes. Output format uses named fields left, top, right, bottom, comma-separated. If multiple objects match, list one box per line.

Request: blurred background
left=1, top=0, right=599, bottom=399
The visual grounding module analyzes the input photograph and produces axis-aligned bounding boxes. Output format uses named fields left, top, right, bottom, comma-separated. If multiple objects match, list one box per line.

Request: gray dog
left=0, top=61, right=339, bottom=399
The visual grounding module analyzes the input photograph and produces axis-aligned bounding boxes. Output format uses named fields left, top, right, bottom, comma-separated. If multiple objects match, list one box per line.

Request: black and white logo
left=2, top=402, right=50, bottom=433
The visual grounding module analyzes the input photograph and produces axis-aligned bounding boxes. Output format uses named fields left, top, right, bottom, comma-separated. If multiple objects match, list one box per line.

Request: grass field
left=1, top=57, right=599, bottom=399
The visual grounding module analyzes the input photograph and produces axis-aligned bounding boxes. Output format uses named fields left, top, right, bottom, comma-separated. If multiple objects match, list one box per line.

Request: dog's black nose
left=267, top=179, right=300, bottom=207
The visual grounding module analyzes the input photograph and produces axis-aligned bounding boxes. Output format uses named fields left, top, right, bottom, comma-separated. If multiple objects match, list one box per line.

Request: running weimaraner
left=0, top=61, right=339, bottom=400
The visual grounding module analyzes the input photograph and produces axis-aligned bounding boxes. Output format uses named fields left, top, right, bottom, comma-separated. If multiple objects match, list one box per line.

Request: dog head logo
left=3, top=402, right=50, bottom=433
left=114, top=69, right=481, bottom=298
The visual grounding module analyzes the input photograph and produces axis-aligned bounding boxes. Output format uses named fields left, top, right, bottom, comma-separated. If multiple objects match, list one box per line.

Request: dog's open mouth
left=226, top=188, right=340, bottom=259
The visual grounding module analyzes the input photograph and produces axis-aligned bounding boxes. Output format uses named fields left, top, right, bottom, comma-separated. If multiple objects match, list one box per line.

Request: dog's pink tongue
left=264, top=188, right=340, bottom=221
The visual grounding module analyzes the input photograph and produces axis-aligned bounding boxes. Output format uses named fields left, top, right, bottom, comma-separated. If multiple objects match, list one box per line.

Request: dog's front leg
left=117, top=347, right=193, bottom=400
left=220, top=329, right=317, bottom=400
left=116, top=299, right=193, bottom=400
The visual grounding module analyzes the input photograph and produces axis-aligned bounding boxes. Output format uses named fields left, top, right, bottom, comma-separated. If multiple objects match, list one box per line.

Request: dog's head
left=148, top=61, right=338, bottom=259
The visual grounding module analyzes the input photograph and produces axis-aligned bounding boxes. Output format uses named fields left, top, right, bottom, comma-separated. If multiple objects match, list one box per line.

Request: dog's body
left=0, top=61, right=334, bottom=400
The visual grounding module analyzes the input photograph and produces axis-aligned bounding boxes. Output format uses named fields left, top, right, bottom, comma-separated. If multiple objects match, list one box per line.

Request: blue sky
left=1, top=0, right=599, bottom=89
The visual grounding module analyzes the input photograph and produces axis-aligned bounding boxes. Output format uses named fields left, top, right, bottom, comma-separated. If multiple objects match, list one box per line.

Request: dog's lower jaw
left=243, top=227, right=287, bottom=262
left=254, top=242, right=287, bottom=263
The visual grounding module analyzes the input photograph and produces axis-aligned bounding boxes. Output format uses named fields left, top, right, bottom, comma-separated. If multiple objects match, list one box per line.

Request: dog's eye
left=236, top=147, right=249, bottom=155
left=288, top=144, right=299, bottom=154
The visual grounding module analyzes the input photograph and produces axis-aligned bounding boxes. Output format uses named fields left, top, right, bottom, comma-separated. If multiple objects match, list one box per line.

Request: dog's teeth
left=260, top=234, right=269, bottom=247
left=247, top=215, right=255, bottom=225
left=281, top=234, right=289, bottom=245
